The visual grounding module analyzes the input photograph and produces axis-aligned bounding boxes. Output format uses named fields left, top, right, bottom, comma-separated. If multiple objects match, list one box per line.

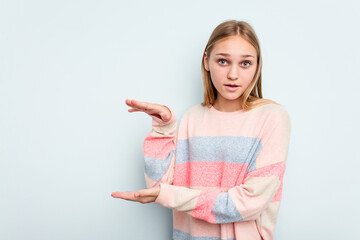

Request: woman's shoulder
left=176, top=103, right=209, bottom=123
left=254, top=102, right=291, bottom=126
left=183, top=103, right=208, bottom=116
left=255, top=102, right=289, bottom=114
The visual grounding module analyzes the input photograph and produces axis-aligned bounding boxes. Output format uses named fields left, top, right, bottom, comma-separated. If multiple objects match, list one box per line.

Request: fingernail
left=134, top=192, right=139, bottom=197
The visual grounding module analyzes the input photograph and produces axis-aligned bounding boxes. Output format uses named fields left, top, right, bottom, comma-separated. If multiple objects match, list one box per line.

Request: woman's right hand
left=125, top=99, right=172, bottom=122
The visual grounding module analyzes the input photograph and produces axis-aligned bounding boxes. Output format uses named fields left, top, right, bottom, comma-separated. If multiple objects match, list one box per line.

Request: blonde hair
left=201, top=20, right=279, bottom=111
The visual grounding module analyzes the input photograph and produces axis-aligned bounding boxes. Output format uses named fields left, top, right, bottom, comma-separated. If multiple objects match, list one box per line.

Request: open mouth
left=224, top=84, right=239, bottom=87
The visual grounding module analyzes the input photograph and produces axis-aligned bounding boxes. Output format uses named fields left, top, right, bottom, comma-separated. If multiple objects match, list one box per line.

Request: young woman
left=112, top=20, right=291, bottom=240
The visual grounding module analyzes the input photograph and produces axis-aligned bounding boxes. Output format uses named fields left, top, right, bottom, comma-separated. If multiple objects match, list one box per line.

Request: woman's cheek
left=212, top=66, right=225, bottom=79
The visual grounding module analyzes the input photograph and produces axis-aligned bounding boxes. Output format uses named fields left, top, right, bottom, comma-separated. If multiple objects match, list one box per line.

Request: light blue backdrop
left=1, top=0, right=359, bottom=239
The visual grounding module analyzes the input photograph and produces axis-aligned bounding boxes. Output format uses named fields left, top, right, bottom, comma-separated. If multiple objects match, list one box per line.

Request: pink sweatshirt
left=143, top=103, right=291, bottom=240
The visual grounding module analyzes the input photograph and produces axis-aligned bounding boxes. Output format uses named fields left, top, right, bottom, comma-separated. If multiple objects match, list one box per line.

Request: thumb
left=136, top=188, right=157, bottom=197
left=160, top=112, right=171, bottom=122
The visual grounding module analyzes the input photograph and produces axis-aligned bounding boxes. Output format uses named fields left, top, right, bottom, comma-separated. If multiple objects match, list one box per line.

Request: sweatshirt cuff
left=155, top=183, right=174, bottom=208
left=155, top=183, right=203, bottom=212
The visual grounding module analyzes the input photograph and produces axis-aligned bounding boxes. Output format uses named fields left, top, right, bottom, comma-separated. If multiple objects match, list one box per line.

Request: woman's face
left=204, top=35, right=258, bottom=110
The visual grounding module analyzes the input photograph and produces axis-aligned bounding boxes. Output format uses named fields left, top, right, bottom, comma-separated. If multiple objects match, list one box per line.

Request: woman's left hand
left=111, top=186, right=160, bottom=204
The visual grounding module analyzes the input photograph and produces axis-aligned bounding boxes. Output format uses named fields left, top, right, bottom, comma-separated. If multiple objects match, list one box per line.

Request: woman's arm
left=143, top=104, right=177, bottom=188
left=153, top=109, right=291, bottom=223
left=113, top=104, right=291, bottom=224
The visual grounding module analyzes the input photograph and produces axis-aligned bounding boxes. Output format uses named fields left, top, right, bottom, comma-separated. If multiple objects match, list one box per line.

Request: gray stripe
left=144, top=150, right=174, bottom=182
left=212, top=192, right=243, bottom=223
left=173, top=229, right=235, bottom=240
left=175, top=136, right=262, bottom=172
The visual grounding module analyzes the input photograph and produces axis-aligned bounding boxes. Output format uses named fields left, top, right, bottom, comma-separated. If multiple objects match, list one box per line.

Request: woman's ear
left=204, top=51, right=210, bottom=71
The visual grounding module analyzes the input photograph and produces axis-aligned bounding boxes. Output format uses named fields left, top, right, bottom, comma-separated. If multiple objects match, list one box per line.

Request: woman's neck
left=213, top=98, right=242, bottom=112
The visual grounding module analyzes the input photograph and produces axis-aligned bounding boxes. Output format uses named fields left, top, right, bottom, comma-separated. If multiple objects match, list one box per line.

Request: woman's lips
left=224, top=84, right=239, bottom=92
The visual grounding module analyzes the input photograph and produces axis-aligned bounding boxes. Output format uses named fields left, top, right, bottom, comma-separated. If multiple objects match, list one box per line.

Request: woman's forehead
left=212, top=36, right=257, bottom=58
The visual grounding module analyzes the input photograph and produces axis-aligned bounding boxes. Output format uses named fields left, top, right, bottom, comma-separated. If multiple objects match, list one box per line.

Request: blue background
left=1, top=0, right=359, bottom=239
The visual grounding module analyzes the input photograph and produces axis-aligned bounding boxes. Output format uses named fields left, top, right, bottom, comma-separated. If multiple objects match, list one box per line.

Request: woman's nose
left=227, top=65, right=239, bottom=80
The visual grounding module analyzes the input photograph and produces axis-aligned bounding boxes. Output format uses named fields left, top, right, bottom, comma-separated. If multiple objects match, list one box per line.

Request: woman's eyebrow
left=215, top=53, right=255, bottom=58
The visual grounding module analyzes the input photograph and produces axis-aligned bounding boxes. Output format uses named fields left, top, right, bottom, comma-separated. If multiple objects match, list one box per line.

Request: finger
left=128, top=108, right=142, bottom=113
left=137, top=196, right=157, bottom=204
left=126, top=100, right=150, bottom=113
left=111, top=191, right=155, bottom=203
left=127, top=196, right=156, bottom=204
left=125, top=99, right=139, bottom=108
left=136, top=188, right=158, bottom=198
left=111, top=189, right=153, bottom=198
left=125, top=99, right=131, bottom=106
left=128, top=107, right=155, bottom=114
left=111, top=191, right=137, bottom=201
left=111, top=191, right=125, bottom=198
left=126, top=99, right=149, bottom=110
left=125, top=99, right=169, bottom=121
left=125, top=99, right=140, bottom=109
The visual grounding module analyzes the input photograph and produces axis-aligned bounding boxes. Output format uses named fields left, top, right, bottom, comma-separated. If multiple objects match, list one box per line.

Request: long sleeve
left=155, top=108, right=291, bottom=224
left=143, top=106, right=178, bottom=188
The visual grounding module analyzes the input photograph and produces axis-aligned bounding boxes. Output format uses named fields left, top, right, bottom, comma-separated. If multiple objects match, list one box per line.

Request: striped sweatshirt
left=143, top=103, right=291, bottom=240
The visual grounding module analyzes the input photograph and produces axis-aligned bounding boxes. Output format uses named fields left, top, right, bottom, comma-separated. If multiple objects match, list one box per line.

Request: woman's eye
left=242, top=61, right=251, bottom=67
left=218, top=59, right=227, bottom=65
